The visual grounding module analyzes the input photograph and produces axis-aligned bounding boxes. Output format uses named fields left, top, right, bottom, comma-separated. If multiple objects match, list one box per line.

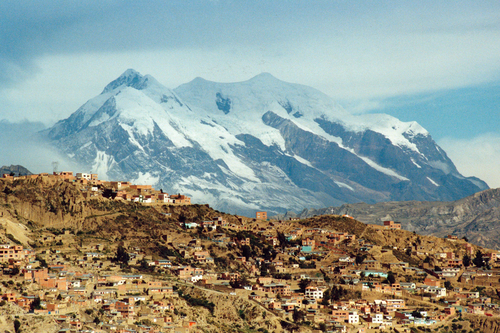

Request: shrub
left=6, top=234, right=22, bottom=245
left=179, top=292, right=215, bottom=314
left=238, top=309, right=246, bottom=320
left=14, top=319, right=21, bottom=333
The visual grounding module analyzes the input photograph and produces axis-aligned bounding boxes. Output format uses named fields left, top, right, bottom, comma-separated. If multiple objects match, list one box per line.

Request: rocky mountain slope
left=43, top=69, right=487, bottom=216
left=0, top=165, right=32, bottom=176
left=0, top=176, right=243, bottom=235
left=288, top=188, right=500, bottom=249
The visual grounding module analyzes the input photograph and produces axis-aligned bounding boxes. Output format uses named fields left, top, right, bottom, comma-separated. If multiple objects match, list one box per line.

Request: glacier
left=43, top=69, right=488, bottom=216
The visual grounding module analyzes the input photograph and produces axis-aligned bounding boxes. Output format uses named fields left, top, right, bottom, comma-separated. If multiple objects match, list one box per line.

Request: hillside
left=0, top=176, right=244, bottom=244
left=0, top=177, right=299, bottom=332
left=287, top=188, right=500, bottom=249
left=2, top=177, right=500, bottom=332
left=0, top=176, right=491, bottom=259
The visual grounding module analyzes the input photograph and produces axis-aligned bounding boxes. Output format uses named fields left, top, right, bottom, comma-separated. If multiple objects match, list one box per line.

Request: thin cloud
left=0, top=120, right=82, bottom=174
left=438, top=133, right=500, bottom=188
left=0, top=1, right=500, bottom=125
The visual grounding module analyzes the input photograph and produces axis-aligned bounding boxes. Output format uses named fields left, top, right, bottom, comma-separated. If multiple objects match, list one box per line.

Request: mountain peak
left=121, top=68, right=142, bottom=78
left=248, top=72, right=281, bottom=83
left=46, top=70, right=488, bottom=217
left=101, top=69, right=159, bottom=94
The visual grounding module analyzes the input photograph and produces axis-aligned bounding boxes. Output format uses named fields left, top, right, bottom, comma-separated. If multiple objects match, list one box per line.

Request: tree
left=463, top=254, right=471, bottom=267
left=444, top=281, right=453, bottom=290
left=355, top=254, right=366, bottom=265
left=14, top=319, right=21, bottom=333
left=298, top=279, right=311, bottom=293
left=138, top=258, right=151, bottom=271
left=115, top=245, right=130, bottom=266
left=263, top=246, right=276, bottom=261
left=387, top=271, right=396, bottom=285
left=30, top=297, right=42, bottom=311
left=241, top=245, right=252, bottom=261
left=473, top=250, right=484, bottom=268
left=411, top=310, right=423, bottom=318
left=330, top=285, right=348, bottom=301
left=230, top=276, right=249, bottom=289
left=260, top=261, right=270, bottom=277
left=277, top=231, right=288, bottom=249
left=462, top=236, right=469, bottom=242
left=292, top=308, right=305, bottom=323
left=238, top=309, right=246, bottom=320
left=102, top=188, right=116, bottom=199
left=321, top=288, right=331, bottom=306
left=10, top=266, right=19, bottom=276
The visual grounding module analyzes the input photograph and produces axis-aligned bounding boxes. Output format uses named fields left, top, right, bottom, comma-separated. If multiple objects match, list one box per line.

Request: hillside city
left=1, top=171, right=500, bottom=333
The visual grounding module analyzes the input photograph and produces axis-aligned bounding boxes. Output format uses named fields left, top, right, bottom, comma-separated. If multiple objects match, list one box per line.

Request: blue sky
left=0, top=0, right=499, bottom=187
left=365, top=81, right=500, bottom=140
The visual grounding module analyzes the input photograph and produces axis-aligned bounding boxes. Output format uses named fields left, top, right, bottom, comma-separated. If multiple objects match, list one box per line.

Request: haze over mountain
left=43, top=70, right=488, bottom=216
left=0, top=165, right=32, bottom=177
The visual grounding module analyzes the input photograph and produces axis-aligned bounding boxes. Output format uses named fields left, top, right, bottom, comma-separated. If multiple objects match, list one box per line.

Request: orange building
left=170, top=194, right=191, bottom=204
left=385, top=299, right=406, bottom=312
left=116, top=301, right=135, bottom=318
left=256, top=211, right=267, bottom=220
left=2, top=293, right=16, bottom=302
left=331, top=310, right=349, bottom=322
left=383, top=221, right=401, bottom=229
left=53, top=171, right=75, bottom=180
left=0, top=245, right=25, bottom=262
left=424, top=277, right=441, bottom=287
left=302, top=238, right=315, bottom=249
left=129, top=184, right=153, bottom=190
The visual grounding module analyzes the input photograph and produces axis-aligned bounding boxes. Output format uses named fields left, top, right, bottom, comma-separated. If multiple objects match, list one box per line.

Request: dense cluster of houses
left=0, top=240, right=202, bottom=332
left=206, top=225, right=500, bottom=331
left=144, top=218, right=500, bottom=331
left=0, top=244, right=35, bottom=264
left=2, top=173, right=500, bottom=332
left=1, top=171, right=191, bottom=205
left=2, top=217, right=500, bottom=333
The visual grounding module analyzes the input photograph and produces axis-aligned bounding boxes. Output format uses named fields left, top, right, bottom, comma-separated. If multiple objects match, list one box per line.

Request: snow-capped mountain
left=45, top=69, right=488, bottom=216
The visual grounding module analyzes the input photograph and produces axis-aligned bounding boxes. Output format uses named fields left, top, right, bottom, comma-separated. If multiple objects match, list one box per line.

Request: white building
left=400, top=282, right=416, bottom=290
left=370, top=313, right=384, bottom=324
left=305, top=286, right=324, bottom=299
left=191, top=274, right=203, bottom=283
left=420, top=285, right=447, bottom=298
left=348, top=311, right=359, bottom=324
left=76, top=173, right=91, bottom=180
left=157, top=193, right=172, bottom=203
